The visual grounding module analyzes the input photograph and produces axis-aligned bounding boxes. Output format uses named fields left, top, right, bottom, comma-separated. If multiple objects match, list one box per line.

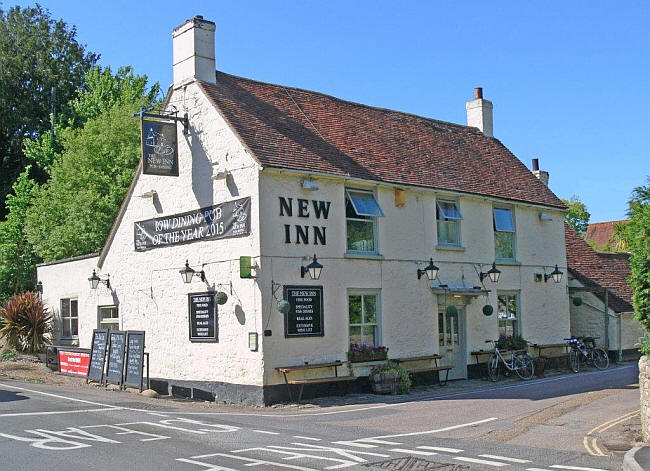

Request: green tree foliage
left=0, top=4, right=98, bottom=218
left=562, top=195, right=591, bottom=236
left=619, top=179, right=650, bottom=330
left=0, top=168, right=40, bottom=303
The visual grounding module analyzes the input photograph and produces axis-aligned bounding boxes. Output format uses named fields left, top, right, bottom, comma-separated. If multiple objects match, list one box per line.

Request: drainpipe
left=603, top=288, right=609, bottom=351
left=617, top=313, right=623, bottom=363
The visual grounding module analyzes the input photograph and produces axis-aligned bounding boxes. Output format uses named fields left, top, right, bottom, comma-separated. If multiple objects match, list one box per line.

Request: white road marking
left=80, top=424, right=170, bottom=441
left=178, top=453, right=319, bottom=470
left=332, top=441, right=378, bottom=448
left=293, top=436, right=321, bottom=441
left=417, top=446, right=463, bottom=453
left=549, top=466, right=609, bottom=471
left=390, top=448, right=438, bottom=456
left=454, top=456, right=510, bottom=466
left=0, top=407, right=122, bottom=417
left=253, top=429, right=280, bottom=435
left=175, top=458, right=241, bottom=471
left=361, top=417, right=499, bottom=440
left=526, top=468, right=552, bottom=471
left=357, top=438, right=402, bottom=445
left=479, top=454, right=531, bottom=463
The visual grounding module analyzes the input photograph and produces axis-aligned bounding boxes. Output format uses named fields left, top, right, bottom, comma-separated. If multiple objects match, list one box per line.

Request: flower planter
left=534, top=357, right=546, bottom=377
left=348, top=350, right=388, bottom=363
left=370, top=371, right=399, bottom=394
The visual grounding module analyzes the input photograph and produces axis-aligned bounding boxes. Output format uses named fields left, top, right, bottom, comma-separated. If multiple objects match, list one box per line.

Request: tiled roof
left=565, top=224, right=633, bottom=313
left=199, top=72, right=565, bottom=209
left=585, top=220, right=629, bottom=248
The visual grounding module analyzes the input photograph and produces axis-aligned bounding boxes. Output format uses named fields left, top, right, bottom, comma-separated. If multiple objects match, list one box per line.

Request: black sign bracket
left=133, top=107, right=189, bottom=136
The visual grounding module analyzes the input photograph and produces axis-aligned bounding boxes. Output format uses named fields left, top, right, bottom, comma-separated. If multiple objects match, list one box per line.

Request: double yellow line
left=583, top=409, right=639, bottom=456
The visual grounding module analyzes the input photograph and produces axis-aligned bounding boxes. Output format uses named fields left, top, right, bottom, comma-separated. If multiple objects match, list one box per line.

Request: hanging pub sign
left=283, top=285, right=324, bottom=338
left=134, top=196, right=251, bottom=252
left=188, top=292, right=217, bottom=342
left=141, top=119, right=179, bottom=176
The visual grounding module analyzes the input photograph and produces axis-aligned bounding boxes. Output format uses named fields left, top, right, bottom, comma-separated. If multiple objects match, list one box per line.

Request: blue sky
left=10, top=1, right=649, bottom=222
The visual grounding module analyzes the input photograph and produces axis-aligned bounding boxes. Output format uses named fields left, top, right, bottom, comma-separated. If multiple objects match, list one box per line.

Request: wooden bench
left=531, top=343, right=568, bottom=359
left=392, top=354, right=452, bottom=386
left=276, top=361, right=355, bottom=401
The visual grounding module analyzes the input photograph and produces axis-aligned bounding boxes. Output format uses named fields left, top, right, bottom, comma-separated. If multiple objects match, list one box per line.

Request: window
left=348, top=292, right=380, bottom=346
left=493, top=207, right=515, bottom=260
left=346, top=189, right=383, bottom=253
left=98, top=306, right=119, bottom=330
left=498, top=293, right=519, bottom=338
left=436, top=199, right=462, bottom=246
left=60, top=298, right=78, bottom=338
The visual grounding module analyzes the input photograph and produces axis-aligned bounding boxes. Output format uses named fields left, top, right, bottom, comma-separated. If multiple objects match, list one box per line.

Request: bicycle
left=485, top=340, right=535, bottom=381
left=564, top=336, right=609, bottom=373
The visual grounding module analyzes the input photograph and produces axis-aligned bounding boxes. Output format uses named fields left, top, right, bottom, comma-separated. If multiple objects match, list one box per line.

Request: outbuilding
left=37, top=16, right=571, bottom=404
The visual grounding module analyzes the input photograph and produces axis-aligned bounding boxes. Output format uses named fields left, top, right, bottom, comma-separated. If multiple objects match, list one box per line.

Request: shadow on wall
left=185, top=127, right=213, bottom=209
left=234, top=304, right=245, bottom=325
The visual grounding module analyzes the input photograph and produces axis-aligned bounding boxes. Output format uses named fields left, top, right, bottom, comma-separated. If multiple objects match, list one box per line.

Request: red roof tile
left=565, top=224, right=633, bottom=313
left=199, top=72, right=565, bottom=209
left=585, top=220, right=629, bottom=248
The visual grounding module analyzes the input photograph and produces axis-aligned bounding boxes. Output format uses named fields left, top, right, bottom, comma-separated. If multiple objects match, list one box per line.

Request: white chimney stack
left=172, top=15, right=216, bottom=86
left=531, top=158, right=550, bottom=186
left=465, top=87, right=493, bottom=137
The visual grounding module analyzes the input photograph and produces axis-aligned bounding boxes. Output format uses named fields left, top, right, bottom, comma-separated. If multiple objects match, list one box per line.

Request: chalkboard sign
left=283, top=286, right=324, bottom=337
left=124, top=331, right=145, bottom=390
left=188, top=292, right=217, bottom=342
left=105, top=330, right=126, bottom=386
left=87, top=329, right=108, bottom=383
left=141, top=119, right=179, bottom=176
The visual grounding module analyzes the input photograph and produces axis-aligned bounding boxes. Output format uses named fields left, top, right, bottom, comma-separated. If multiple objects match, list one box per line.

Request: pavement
left=624, top=445, right=650, bottom=470
left=0, top=362, right=642, bottom=470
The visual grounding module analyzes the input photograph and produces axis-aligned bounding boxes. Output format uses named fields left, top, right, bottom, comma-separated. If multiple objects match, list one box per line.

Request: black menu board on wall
left=124, top=331, right=145, bottom=390
left=105, top=331, right=126, bottom=385
left=87, top=329, right=108, bottom=383
left=283, top=286, right=324, bottom=338
left=188, top=292, right=217, bottom=342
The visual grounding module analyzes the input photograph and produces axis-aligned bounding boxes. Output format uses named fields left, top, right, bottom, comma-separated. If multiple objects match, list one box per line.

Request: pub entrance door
left=438, top=306, right=467, bottom=380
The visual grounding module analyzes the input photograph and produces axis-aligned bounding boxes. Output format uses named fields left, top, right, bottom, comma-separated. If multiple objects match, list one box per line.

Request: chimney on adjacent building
left=172, top=15, right=216, bottom=86
left=531, top=158, right=550, bottom=186
left=465, top=87, right=493, bottom=137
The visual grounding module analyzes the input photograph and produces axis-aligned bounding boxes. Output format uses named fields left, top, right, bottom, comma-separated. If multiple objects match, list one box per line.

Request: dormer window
left=436, top=199, right=462, bottom=246
left=346, top=189, right=384, bottom=253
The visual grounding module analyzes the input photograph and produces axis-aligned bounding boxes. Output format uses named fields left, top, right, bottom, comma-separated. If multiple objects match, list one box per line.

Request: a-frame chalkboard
left=105, top=330, right=127, bottom=387
left=124, top=331, right=145, bottom=391
left=87, top=329, right=108, bottom=384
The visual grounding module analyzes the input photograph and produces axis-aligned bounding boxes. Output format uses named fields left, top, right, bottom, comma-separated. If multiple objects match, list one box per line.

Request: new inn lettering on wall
left=134, top=197, right=251, bottom=251
left=279, top=197, right=330, bottom=245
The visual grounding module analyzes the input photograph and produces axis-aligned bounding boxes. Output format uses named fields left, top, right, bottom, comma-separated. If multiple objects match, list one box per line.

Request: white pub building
left=38, top=16, right=570, bottom=404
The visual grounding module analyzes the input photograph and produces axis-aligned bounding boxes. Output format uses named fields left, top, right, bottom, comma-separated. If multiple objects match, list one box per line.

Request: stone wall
left=640, top=356, right=650, bottom=442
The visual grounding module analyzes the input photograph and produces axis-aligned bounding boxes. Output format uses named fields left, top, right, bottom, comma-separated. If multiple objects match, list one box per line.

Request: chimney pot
left=195, top=15, right=203, bottom=19
left=474, top=87, right=483, bottom=99
left=465, top=87, right=493, bottom=137
left=532, top=158, right=539, bottom=171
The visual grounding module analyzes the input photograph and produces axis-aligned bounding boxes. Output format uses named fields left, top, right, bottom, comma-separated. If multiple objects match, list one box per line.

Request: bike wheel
left=487, top=354, right=501, bottom=382
left=592, top=348, right=609, bottom=370
left=568, top=350, right=580, bottom=373
left=514, top=353, right=535, bottom=380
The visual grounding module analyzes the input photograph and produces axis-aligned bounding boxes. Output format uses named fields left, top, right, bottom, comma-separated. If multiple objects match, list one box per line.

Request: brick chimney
left=465, top=87, right=493, bottom=137
left=172, top=15, right=216, bottom=86
left=531, top=158, right=550, bottom=186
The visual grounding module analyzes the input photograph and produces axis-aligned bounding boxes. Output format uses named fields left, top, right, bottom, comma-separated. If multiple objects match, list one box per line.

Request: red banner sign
left=58, top=350, right=90, bottom=377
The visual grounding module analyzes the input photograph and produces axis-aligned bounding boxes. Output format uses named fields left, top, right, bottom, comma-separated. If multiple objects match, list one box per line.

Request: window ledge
left=58, top=338, right=79, bottom=346
left=436, top=244, right=466, bottom=252
left=495, top=259, right=521, bottom=266
left=344, top=252, right=385, bottom=260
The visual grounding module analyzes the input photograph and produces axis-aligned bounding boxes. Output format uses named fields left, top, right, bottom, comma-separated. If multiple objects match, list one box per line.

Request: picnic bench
left=276, top=361, right=355, bottom=401
left=530, top=343, right=568, bottom=359
left=392, top=354, right=452, bottom=385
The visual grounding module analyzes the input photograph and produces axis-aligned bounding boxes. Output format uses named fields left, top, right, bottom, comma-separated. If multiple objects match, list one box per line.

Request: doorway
left=438, top=306, right=467, bottom=380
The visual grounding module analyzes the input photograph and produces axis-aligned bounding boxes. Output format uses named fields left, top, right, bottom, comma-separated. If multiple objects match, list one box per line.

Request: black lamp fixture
left=417, top=258, right=439, bottom=281
left=36, top=281, right=43, bottom=294
left=180, top=260, right=206, bottom=284
left=479, top=262, right=501, bottom=283
left=544, top=264, right=564, bottom=283
left=301, top=254, right=323, bottom=280
left=88, top=269, right=110, bottom=290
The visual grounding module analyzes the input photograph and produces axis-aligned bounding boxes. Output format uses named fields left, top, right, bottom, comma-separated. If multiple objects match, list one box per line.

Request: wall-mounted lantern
left=88, top=270, right=110, bottom=290
left=479, top=262, right=501, bottom=283
left=544, top=264, right=564, bottom=283
left=36, top=281, right=43, bottom=294
left=301, top=254, right=323, bottom=280
left=179, top=260, right=206, bottom=284
left=417, top=258, right=439, bottom=281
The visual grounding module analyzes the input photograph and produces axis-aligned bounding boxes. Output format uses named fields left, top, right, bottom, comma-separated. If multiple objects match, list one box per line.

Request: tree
left=562, top=195, right=590, bottom=236
left=0, top=4, right=98, bottom=218
left=619, top=178, right=650, bottom=330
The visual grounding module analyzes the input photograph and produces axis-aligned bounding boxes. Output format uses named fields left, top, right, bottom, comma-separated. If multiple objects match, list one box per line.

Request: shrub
left=370, top=362, right=412, bottom=394
left=1, top=347, right=17, bottom=361
left=496, top=335, right=528, bottom=351
left=0, top=292, right=53, bottom=353
left=636, top=332, right=650, bottom=357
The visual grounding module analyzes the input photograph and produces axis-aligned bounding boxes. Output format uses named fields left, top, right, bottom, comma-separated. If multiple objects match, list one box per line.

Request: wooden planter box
left=348, top=350, right=388, bottom=363
left=370, top=372, right=399, bottom=394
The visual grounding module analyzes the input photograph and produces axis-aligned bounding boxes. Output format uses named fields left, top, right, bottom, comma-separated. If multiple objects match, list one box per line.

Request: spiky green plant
left=0, top=292, right=53, bottom=353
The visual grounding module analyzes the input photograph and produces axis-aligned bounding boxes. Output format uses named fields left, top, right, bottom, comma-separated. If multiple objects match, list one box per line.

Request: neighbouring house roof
left=199, top=72, right=565, bottom=209
left=584, top=220, right=629, bottom=248
left=565, top=224, right=633, bottom=313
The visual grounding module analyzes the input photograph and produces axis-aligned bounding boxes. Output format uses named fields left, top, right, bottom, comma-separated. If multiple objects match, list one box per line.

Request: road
left=0, top=364, right=639, bottom=471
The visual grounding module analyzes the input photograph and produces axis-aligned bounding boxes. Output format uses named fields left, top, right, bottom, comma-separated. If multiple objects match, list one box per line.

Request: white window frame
left=497, top=291, right=520, bottom=339
left=436, top=198, right=463, bottom=246
left=493, top=206, right=516, bottom=260
left=345, top=189, right=382, bottom=254
left=347, top=290, right=382, bottom=347
left=60, top=298, right=78, bottom=339
left=97, top=305, right=119, bottom=330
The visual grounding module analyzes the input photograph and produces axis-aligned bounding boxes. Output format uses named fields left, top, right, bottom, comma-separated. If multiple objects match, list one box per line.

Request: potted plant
left=369, top=362, right=411, bottom=394
left=348, top=344, right=388, bottom=362
left=496, top=335, right=528, bottom=351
